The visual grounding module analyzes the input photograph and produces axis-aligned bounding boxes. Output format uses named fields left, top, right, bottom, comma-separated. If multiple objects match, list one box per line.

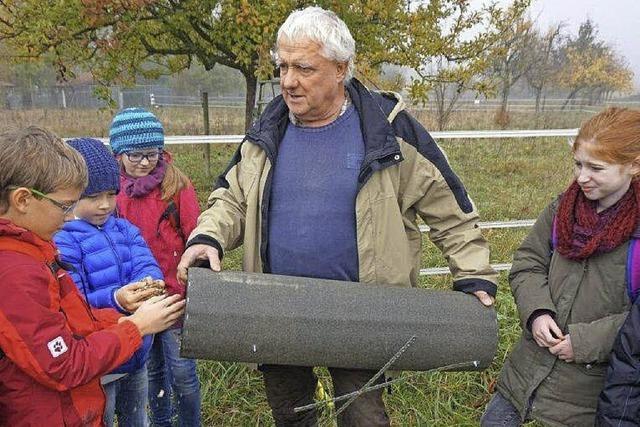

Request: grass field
left=2, top=107, right=591, bottom=425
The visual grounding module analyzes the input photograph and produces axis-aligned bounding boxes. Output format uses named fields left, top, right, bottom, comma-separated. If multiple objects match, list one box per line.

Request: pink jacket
left=117, top=182, right=200, bottom=298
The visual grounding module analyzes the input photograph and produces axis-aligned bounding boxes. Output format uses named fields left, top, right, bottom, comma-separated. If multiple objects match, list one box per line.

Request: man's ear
left=7, top=187, right=32, bottom=214
left=335, top=61, right=348, bottom=82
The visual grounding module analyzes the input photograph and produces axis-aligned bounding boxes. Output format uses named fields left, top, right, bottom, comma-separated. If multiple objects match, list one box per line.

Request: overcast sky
left=529, top=0, right=640, bottom=89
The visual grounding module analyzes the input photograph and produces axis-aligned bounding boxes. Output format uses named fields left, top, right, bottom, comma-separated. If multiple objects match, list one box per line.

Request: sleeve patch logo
left=47, top=336, right=68, bottom=358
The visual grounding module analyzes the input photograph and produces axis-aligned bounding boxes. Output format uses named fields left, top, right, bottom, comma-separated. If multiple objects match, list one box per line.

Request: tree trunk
left=495, top=77, right=511, bottom=129
left=437, top=107, right=447, bottom=131
left=532, top=86, right=542, bottom=128
left=243, top=72, right=258, bottom=131
left=561, top=88, right=581, bottom=110
left=434, top=83, right=446, bottom=131
left=500, top=77, right=511, bottom=116
left=533, top=86, right=542, bottom=113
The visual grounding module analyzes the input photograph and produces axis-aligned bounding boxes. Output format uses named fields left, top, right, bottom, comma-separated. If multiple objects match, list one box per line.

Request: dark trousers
left=480, top=392, right=524, bottom=427
left=260, top=364, right=390, bottom=427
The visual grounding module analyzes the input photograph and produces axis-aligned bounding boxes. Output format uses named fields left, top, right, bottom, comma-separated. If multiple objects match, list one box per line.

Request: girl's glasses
left=125, top=150, right=162, bottom=163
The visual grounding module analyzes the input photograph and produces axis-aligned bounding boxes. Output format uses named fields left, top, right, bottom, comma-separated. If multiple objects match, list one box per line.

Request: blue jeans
left=103, top=366, right=149, bottom=427
left=481, top=392, right=523, bottom=427
left=148, top=327, right=201, bottom=427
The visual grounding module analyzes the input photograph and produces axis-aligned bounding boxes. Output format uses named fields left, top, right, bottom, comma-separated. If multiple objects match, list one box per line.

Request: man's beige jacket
left=187, top=78, right=497, bottom=294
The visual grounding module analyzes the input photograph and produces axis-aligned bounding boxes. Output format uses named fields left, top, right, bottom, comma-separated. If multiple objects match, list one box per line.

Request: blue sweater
left=268, top=105, right=364, bottom=282
left=54, top=215, right=162, bottom=373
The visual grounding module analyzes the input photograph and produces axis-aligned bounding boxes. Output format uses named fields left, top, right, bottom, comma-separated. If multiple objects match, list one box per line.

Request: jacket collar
left=0, top=218, right=58, bottom=260
left=245, top=77, right=402, bottom=181
left=62, top=215, right=116, bottom=233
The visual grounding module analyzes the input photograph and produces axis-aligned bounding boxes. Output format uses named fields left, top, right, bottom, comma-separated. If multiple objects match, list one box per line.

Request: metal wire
left=293, top=359, right=480, bottom=415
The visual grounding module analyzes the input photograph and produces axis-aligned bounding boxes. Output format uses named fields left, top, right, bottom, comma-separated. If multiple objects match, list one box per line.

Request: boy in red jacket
left=0, top=127, right=186, bottom=426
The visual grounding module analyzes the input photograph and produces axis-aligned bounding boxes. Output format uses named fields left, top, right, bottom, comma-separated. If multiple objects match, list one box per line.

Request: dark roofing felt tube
left=181, top=268, right=497, bottom=372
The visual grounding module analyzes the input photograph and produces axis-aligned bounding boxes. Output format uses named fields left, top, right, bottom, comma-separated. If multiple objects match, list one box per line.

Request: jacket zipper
left=246, top=133, right=276, bottom=273
left=100, top=226, right=124, bottom=286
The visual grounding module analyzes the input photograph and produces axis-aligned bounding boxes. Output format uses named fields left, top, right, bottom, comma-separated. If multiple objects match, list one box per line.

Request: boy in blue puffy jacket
left=55, top=138, right=164, bottom=427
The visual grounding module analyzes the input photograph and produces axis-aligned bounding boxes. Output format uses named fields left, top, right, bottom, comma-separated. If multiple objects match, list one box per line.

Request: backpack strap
left=157, top=194, right=185, bottom=242
left=627, top=238, right=640, bottom=303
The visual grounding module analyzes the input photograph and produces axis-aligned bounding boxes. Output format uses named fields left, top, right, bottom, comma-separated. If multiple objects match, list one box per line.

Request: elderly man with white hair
left=178, top=6, right=497, bottom=426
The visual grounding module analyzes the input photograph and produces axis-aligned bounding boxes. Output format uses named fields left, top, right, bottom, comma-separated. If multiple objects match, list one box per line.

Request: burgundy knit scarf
left=121, top=158, right=167, bottom=198
left=555, top=180, right=640, bottom=260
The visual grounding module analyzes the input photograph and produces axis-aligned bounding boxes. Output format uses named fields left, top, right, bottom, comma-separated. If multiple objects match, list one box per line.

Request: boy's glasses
left=125, top=150, right=162, bottom=163
left=29, top=188, right=77, bottom=215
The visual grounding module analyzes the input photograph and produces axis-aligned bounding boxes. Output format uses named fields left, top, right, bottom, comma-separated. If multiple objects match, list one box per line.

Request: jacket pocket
left=575, top=362, right=607, bottom=377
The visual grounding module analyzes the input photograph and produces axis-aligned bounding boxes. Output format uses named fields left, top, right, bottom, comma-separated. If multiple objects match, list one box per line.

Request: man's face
left=277, top=38, right=347, bottom=127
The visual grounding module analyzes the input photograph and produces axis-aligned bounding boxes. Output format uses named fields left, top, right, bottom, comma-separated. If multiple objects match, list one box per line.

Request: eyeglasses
left=30, top=188, right=78, bottom=215
left=125, top=150, right=162, bottom=163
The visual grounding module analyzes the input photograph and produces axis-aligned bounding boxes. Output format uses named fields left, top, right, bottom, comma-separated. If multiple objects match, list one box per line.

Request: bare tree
left=490, top=15, right=536, bottom=126
left=427, top=57, right=494, bottom=131
left=525, top=24, right=563, bottom=113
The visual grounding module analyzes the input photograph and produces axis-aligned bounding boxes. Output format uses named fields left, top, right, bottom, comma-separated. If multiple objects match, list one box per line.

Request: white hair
left=274, top=6, right=356, bottom=81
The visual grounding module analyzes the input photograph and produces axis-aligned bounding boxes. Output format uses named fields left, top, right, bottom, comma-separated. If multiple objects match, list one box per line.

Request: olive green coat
left=497, top=199, right=632, bottom=426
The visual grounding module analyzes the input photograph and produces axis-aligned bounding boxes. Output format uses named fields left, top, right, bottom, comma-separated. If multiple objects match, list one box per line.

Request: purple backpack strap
left=627, top=238, right=640, bottom=303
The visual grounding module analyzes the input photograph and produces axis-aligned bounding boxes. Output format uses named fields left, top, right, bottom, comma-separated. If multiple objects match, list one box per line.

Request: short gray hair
left=275, top=6, right=356, bottom=81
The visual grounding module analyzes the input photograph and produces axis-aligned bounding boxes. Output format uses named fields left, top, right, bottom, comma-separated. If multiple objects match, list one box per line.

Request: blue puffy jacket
left=54, top=215, right=162, bottom=374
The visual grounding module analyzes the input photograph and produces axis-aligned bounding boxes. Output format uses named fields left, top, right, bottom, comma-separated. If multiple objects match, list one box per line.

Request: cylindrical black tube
left=181, top=268, right=497, bottom=371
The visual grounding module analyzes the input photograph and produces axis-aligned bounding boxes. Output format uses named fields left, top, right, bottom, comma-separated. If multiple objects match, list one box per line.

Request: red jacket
left=116, top=178, right=200, bottom=298
left=0, top=219, right=142, bottom=426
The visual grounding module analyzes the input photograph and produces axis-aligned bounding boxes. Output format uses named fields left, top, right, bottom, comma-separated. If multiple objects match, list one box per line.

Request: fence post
left=117, top=87, right=124, bottom=110
left=60, top=88, right=67, bottom=109
left=202, top=91, right=211, bottom=179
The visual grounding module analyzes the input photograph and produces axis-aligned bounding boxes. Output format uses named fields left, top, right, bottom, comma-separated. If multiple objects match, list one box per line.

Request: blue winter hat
left=67, top=138, right=120, bottom=197
left=109, top=107, right=164, bottom=154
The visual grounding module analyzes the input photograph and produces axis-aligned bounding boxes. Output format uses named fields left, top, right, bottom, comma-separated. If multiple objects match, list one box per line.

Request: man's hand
left=116, top=281, right=158, bottom=312
left=549, top=334, right=574, bottom=362
left=531, top=314, right=564, bottom=348
left=177, top=244, right=221, bottom=285
left=472, top=290, right=495, bottom=307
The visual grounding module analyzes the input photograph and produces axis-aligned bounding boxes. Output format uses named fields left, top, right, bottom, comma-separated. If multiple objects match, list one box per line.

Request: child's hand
left=122, top=294, right=186, bottom=335
left=116, top=281, right=160, bottom=312
left=549, top=334, right=574, bottom=362
left=531, top=314, right=564, bottom=348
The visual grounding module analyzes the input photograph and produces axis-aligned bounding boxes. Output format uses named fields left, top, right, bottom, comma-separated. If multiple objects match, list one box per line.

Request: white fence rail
left=72, top=129, right=568, bottom=276
left=419, top=219, right=535, bottom=233
left=76, top=128, right=579, bottom=146
left=409, top=99, right=640, bottom=114
left=421, top=263, right=513, bottom=276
